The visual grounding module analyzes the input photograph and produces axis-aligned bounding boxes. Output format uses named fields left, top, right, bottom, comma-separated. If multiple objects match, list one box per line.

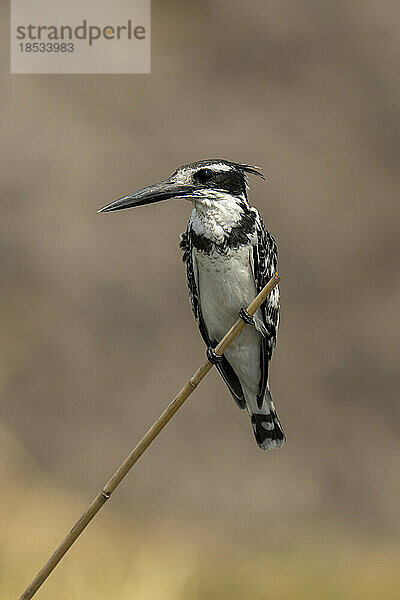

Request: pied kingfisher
left=98, top=159, right=285, bottom=450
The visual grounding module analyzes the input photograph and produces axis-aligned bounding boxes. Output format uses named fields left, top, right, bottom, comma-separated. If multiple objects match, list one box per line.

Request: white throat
left=190, top=190, right=247, bottom=244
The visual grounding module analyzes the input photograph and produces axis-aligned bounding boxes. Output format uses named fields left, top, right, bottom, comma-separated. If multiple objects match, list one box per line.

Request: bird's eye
left=195, top=168, right=213, bottom=184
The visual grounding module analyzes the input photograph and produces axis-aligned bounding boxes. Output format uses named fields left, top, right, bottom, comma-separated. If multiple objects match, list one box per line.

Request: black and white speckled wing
left=180, top=225, right=246, bottom=409
left=250, top=209, right=280, bottom=408
left=179, top=226, right=207, bottom=341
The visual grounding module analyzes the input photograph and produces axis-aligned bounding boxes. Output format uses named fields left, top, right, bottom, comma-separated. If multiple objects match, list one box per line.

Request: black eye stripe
left=194, top=168, right=214, bottom=183
left=191, top=165, right=247, bottom=196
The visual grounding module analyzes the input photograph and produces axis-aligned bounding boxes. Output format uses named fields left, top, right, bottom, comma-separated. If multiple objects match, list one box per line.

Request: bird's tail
left=246, top=386, right=286, bottom=451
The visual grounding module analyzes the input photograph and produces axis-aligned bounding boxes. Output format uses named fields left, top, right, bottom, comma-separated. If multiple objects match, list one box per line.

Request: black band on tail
left=251, top=412, right=285, bottom=449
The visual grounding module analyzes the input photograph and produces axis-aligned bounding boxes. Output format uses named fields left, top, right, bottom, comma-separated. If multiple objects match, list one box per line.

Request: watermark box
left=10, top=0, right=150, bottom=74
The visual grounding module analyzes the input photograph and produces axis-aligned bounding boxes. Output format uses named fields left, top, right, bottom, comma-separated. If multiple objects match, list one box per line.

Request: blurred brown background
left=1, top=1, right=399, bottom=598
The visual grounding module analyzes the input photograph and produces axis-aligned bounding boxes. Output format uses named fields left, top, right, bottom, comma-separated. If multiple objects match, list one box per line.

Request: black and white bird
left=98, top=159, right=285, bottom=450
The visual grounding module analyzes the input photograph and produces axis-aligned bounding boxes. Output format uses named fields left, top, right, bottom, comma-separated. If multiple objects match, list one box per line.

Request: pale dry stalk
left=18, top=273, right=280, bottom=600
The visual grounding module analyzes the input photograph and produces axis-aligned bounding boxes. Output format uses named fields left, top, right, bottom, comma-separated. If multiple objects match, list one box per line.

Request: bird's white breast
left=194, top=245, right=262, bottom=393
left=195, top=245, right=257, bottom=340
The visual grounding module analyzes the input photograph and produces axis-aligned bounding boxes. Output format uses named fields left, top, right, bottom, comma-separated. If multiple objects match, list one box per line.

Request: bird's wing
left=180, top=226, right=246, bottom=409
left=250, top=209, right=280, bottom=409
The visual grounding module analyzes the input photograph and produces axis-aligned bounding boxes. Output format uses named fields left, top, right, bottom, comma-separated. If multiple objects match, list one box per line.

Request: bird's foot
left=239, top=308, right=255, bottom=326
left=206, top=347, right=224, bottom=365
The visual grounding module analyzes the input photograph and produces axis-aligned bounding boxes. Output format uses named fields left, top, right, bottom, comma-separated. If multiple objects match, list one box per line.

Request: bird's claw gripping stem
left=239, top=308, right=255, bottom=325
left=206, top=347, right=224, bottom=365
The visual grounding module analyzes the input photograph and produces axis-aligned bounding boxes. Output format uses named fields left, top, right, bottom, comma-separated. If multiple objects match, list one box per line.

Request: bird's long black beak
left=97, top=178, right=195, bottom=213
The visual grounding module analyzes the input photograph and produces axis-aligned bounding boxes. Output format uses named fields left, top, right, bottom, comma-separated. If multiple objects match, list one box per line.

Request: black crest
left=180, top=159, right=264, bottom=196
